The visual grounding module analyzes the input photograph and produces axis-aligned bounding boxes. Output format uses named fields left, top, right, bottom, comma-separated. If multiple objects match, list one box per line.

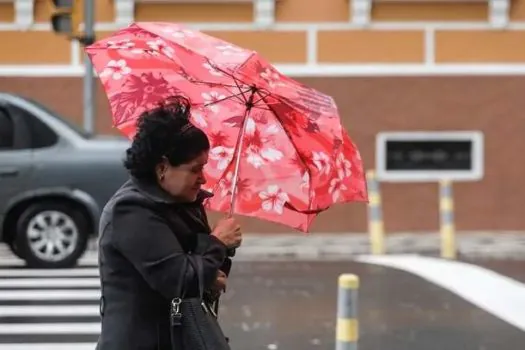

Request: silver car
left=0, top=93, right=130, bottom=268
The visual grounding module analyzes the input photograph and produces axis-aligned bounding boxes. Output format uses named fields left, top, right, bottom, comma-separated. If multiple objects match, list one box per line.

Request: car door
left=0, top=101, right=35, bottom=215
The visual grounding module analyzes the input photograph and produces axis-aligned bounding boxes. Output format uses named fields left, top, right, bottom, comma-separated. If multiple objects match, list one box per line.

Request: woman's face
left=157, top=150, right=209, bottom=202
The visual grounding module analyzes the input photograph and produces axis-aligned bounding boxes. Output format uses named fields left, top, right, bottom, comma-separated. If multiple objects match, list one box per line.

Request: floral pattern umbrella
left=85, top=22, right=368, bottom=232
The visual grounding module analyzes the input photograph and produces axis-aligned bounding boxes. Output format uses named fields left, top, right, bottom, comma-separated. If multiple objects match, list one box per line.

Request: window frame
left=375, top=131, right=484, bottom=182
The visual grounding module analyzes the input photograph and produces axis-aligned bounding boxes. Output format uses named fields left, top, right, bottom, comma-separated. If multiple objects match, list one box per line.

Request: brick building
left=0, top=0, right=524, bottom=234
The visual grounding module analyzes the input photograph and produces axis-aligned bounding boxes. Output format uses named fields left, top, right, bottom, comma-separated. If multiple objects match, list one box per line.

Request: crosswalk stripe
left=0, top=278, right=100, bottom=288
left=0, top=344, right=96, bottom=350
left=0, top=305, right=99, bottom=317
left=0, top=323, right=101, bottom=334
left=0, top=290, right=100, bottom=301
left=0, top=249, right=104, bottom=348
left=0, top=269, right=99, bottom=277
left=0, top=261, right=98, bottom=268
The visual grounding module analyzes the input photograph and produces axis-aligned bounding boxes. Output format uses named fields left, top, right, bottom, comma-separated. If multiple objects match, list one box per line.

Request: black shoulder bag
left=170, top=255, right=231, bottom=350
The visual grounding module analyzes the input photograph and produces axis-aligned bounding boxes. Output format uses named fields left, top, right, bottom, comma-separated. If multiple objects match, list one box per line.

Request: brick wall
left=0, top=0, right=524, bottom=233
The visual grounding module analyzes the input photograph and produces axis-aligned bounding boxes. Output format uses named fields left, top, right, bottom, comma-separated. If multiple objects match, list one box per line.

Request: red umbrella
left=85, top=22, right=368, bottom=232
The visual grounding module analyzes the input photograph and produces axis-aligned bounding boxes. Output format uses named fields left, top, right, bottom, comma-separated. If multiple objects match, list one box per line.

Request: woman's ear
left=155, top=157, right=169, bottom=181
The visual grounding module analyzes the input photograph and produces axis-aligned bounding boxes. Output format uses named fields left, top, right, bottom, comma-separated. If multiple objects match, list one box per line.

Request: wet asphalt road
left=220, top=260, right=525, bottom=350
left=0, top=255, right=524, bottom=349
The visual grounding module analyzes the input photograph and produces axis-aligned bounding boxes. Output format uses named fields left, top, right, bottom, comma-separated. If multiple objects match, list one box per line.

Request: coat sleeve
left=110, top=199, right=228, bottom=300
left=195, top=233, right=232, bottom=276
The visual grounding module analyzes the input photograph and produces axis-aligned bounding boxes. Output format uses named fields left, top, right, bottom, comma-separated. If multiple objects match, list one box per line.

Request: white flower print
left=300, top=171, right=310, bottom=192
left=190, top=111, right=208, bottom=128
left=162, top=28, right=195, bottom=39
left=146, top=39, right=174, bottom=58
left=106, top=39, right=134, bottom=49
left=210, top=146, right=234, bottom=170
left=218, top=171, right=234, bottom=197
left=241, top=119, right=283, bottom=169
left=336, top=153, right=352, bottom=178
left=203, top=62, right=223, bottom=76
left=329, top=171, right=347, bottom=202
left=201, top=91, right=226, bottom=114
left=312, top=151, right=331, bottom=175
left=260, top=68, right=284, bottom=88
left=261, top=148, right=283, bottom=162
left=265, top=124, right=280, bottom=134
left=244, top=117, right=256, bottom=135
left=246, top=148, right=264, bottom=168
left=246, top=146, right=283, bottom=169
left=259, top=185, right=290, bottom=215
left=216, top=44, right=244, bottom=56
left=100, top=59, right=131, bottom=80
left=130, top=48, right=159, bottom=56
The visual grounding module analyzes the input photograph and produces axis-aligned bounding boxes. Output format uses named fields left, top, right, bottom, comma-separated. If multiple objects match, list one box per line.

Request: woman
left=96, top=95, right=242, bottom=350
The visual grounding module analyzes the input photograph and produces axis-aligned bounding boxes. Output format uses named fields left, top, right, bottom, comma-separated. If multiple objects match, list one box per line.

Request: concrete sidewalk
left=86, top=231, right=525, bottom=260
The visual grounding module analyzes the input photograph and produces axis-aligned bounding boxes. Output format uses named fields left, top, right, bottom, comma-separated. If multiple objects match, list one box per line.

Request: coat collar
left=130, top=176, right=213, bottom=205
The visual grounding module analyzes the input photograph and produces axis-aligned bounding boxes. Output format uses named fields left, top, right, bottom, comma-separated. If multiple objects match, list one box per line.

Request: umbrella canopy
left=86, top=22, right=368, bottom=232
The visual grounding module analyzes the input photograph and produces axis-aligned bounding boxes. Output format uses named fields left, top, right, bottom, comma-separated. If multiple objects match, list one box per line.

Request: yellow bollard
left=336, top=274, right=359, bottom=350
left=439, top=179, right=456, bottom=259
left=366, top=170, right=385, bottom=254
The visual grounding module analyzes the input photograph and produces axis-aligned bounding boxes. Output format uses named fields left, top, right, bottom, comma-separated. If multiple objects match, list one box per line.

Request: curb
left=86, top=231, right=525, bottom=260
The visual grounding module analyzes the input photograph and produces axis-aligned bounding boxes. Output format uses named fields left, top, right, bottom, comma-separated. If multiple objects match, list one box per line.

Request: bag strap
left=187, top=254, right=205, bottom=300
left=155, top=203, right=205, bottom=301
left=173, top=255, right=205, bottom=300
left=173, top=258, right=188, bottom=299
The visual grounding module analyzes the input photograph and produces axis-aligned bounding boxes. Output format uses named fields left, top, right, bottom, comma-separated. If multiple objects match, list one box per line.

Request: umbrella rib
left=277, top=92, right=332, bottom=116
left=202, top=87, right=253, bottom=108
left=252, top=89, right=272, bottom=106
left=220, top=85, right=251, bottom=105
left=230, top=75, right=250, bottom=104
left=188, top=80, right=241, bottom=89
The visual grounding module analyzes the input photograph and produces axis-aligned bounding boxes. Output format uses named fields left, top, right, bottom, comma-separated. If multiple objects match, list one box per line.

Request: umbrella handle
left=225, top=88, right=257, bottom=258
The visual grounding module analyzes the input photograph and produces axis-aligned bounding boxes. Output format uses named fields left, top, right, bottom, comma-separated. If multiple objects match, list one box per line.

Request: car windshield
left=23, top=97, right=92, bottom=139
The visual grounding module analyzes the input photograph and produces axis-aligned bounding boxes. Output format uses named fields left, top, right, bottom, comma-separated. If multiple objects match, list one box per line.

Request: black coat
left=96, top=177, right=231, bottom=350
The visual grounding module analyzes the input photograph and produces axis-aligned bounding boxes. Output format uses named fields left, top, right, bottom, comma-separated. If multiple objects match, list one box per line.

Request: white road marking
left=0, top=269, right=99, bottom=277
left=0, top=278, right=100, bottom=288
left=0, top=305, right=99, bottom=317
left=356, top=254, right=525, bottom=332
left=0, top=290, right=100, bottom=300
left=0, top=323, right=100, bottom=334
left=0, top=344, right=96, bottom=350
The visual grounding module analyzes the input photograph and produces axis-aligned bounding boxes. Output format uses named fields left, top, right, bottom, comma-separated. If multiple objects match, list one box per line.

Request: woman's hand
left=203, top=270, right=227, bottom=303
left=206, top=270, right=227, bottom=301
left=211, top=217, right=242, bottom=249
left=213, top=270, right=227, bottom=293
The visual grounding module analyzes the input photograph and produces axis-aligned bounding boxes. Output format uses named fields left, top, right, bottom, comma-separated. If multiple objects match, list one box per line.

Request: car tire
left=14, top=202, right=90, bottom=269
left=7, top=241, right=24, bottom=259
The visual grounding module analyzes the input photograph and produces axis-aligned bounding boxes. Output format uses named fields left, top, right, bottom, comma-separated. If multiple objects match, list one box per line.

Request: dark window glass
left=9, top=105, right=58, bottom=149
left=0, top=110, right=14, bottom=150
left=386, top=140, right=472, bottom=171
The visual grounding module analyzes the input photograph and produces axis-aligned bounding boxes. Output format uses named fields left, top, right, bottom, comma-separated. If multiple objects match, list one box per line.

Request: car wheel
left=14, top=202, right=90, bottom=269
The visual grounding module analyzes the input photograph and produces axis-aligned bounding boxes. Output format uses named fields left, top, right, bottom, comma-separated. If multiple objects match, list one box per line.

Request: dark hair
left=123, top=95, right=210, bottom=182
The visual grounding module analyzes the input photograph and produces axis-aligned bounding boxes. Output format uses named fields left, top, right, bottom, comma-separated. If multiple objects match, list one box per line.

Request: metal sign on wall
left=375, top=131, right=484, bottom=182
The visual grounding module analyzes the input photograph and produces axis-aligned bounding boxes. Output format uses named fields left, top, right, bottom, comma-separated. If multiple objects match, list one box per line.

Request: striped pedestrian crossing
left=0, top=251, right=100, bottom=349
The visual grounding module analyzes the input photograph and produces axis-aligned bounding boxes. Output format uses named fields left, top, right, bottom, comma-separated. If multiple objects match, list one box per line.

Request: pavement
left=1, top=232, right=525, bottom=349
left=0, top=254, right=524, bottom=350
left=84, top=230, right=525, bottom=260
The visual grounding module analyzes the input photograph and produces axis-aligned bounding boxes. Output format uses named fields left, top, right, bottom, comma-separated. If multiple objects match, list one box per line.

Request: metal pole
left=335, top=274, right=359, bottom=350
left=439, top=179, right=456, bottom=259
left=366, top=170, right=385, bottom=254
left=83, top=0, right=95, bottom=135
